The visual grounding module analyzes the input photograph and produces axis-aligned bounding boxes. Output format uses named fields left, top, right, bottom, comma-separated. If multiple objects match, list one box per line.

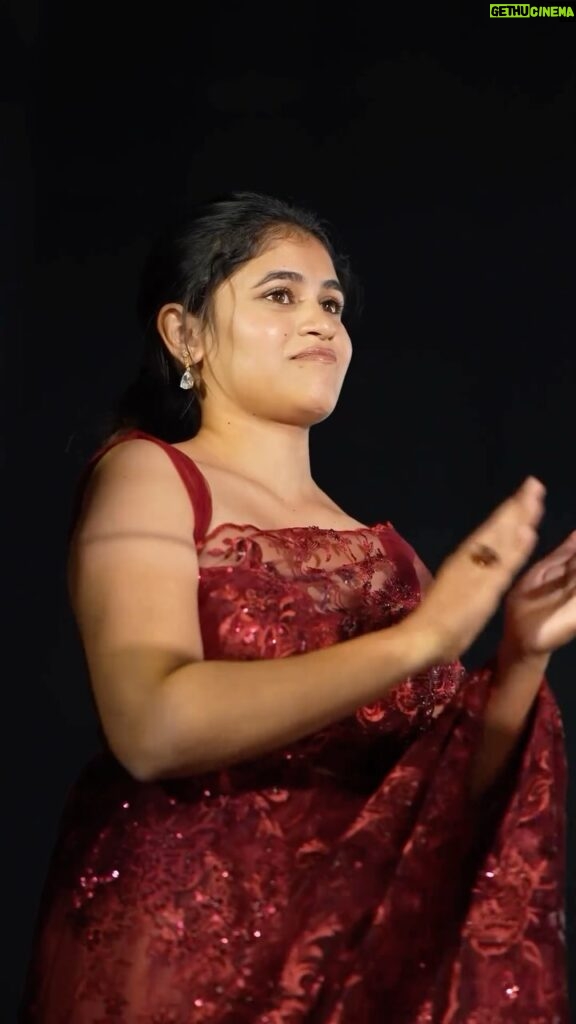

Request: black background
left=4, top=2, right=576, bottom=1018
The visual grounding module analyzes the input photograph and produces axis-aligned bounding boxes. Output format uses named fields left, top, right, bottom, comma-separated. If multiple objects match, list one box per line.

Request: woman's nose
left=297, top=304, right=335, bottom=340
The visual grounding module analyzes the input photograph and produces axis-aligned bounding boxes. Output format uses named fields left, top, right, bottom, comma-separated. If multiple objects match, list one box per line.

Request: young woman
left=21, top=192, right=574, bottom=1022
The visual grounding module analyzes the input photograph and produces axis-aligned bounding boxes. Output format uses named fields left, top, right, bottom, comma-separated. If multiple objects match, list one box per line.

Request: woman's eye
left=265, top=288, right=292, bottom=304
left=263, top=289, right=343, bottom=315
left=323, top=298, right=344, bottom=315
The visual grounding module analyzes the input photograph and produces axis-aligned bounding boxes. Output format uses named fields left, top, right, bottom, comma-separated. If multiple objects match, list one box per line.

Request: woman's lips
left=292, top=348, right=336, bottom=362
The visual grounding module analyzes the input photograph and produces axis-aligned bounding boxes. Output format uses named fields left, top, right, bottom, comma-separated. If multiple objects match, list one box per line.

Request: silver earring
left=179, top=363, right=195, bottom=390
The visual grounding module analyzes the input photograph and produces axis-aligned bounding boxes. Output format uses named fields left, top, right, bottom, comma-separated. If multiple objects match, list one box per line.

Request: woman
left=21, top=192, right=575, bottom=1022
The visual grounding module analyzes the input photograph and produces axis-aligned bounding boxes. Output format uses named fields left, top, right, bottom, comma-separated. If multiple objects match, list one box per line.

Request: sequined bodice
left=194, top=519, right=462, bottom=745
left=195, top=520, right=413, bottom=657
left=20, top=432, right=569, bottom=1024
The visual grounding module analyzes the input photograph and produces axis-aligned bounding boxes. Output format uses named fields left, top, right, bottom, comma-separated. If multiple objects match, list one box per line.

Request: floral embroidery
left=21, top=521, right=568, bottom=1022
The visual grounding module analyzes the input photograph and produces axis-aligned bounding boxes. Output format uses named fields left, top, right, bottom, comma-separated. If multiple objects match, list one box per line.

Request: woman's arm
left=70, top=442, right=543, bottom=782
left=69, top=440, right=437, bottom=781
left=469, top=647, right=549, bottom=799
left=470, top=525, right=576, bottom=797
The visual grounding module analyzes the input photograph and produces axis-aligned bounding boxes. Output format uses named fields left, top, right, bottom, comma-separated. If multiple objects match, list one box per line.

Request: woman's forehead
left=241, top=234, right=337, bottom=281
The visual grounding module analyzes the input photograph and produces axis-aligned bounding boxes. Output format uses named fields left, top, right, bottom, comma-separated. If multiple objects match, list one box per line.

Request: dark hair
left=107, top=191, right=358, bottom=443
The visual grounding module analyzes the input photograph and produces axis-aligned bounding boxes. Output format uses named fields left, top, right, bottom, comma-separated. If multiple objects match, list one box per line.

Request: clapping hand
left=501, top=531, right=576, bottom=659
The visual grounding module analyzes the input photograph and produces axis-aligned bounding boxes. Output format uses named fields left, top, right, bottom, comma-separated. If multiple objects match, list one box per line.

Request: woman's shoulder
left=91, top=429, right=179, bottom=471
left=72, top=432, right=197, bottom=540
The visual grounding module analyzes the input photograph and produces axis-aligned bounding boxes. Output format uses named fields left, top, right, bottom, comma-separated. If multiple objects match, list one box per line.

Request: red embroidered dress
left=20, top=431, right=569, bottom=1023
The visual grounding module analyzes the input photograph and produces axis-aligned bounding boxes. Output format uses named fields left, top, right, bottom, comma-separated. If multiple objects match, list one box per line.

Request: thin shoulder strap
left=69, top=429, right=213, bottom=546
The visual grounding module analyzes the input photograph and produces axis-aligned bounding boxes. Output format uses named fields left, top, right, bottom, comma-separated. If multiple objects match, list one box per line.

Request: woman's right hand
left=406, top=477, right=546, bottom=665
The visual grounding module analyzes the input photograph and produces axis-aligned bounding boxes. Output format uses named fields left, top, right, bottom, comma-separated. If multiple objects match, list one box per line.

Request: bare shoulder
left=74, top=436, right=196, bottom=541
left=67, top=435, right=205, bottom=777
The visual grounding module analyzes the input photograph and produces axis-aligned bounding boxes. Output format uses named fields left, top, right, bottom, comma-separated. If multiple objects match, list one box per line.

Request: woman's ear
left=156, top=303, right=205, bottom=366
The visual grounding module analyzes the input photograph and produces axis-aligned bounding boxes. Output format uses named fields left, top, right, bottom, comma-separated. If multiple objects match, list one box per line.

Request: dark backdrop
left=4, top=4, right=576, bottom=1019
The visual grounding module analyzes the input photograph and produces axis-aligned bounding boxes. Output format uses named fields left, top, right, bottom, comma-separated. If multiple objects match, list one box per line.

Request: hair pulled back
left=109, top=191, right=355, bottom=442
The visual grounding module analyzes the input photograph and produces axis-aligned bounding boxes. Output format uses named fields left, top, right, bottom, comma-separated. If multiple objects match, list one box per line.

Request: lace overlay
left=195, top=521, right=460, bottom=738
left=20, top=434, right=568, bottom=1023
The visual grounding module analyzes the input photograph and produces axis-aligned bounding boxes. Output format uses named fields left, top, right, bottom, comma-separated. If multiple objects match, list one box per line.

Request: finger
left=561, top=557, right=573, bottom=589
left=494, top=477, right=541, bottom=532
left=565, top=576, right=576, bottom=597
left=517, top=476, right=546, bottom=497
left=518, top=557, right=576, bottom=601
left=542, top=563, right=570, bottom=584
left=514, top=477, right=546, bottom=527
left=542, top=549, right=576, bottom=579
left=489, top=477, right=545, bottom=535
left=532, top=534, right=576, bottom=579
left=544, top=531, right=576, bottom=564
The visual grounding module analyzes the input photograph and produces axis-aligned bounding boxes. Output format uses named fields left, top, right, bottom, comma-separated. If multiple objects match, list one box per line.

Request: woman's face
left=200, top=232, right=353, bottom=428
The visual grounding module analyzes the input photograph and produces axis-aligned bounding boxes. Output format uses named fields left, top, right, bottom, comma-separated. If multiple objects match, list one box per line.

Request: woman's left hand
left=501, top=530, right=576, bottom=658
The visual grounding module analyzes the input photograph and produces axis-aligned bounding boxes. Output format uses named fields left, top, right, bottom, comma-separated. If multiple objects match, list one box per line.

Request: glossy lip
left=292, top=346, right=337, bottom=362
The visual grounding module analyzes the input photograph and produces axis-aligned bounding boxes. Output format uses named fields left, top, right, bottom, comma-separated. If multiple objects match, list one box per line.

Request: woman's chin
left=288, top=404, right=337, bottom=428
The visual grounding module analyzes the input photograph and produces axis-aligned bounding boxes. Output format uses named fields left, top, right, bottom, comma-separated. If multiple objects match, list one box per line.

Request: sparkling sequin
left=20, top=434, right=569, bottom=1022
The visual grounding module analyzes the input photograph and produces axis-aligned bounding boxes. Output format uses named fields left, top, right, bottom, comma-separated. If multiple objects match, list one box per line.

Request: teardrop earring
left=179, top=359, right=195, bottom=391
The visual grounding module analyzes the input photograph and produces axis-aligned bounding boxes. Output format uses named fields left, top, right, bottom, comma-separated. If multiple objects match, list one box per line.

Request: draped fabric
left=20, top=431, right=568, bottom=1022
